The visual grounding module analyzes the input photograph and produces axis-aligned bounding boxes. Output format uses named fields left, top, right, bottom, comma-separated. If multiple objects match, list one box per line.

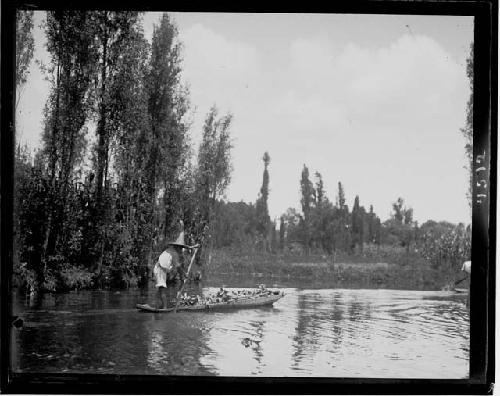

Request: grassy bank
left=204, top=245, right=465, bottom=290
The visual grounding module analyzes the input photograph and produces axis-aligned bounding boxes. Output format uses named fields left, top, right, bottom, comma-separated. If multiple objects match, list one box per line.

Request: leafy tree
left=309, top=172, right=337, bottom=254
left=374, top=215, right=381, bottom=248
left=314, top=199, right=338, bottom=255
left=211, top=200, right=257, bottom=248
left=460, top=43, right=473, bottom=209
left=195, top=106, right=233, bottom=263
left=16, top=10, right=34, bottom=106
left=419, top=221, right=471, bottom=278
left=282, top=207, right=302, bottom=249
left=392, top=197, right=405, bottom=224
left=270, top=220, right=278, bottom=253
left=14, top=146, right=47, bottom=292
left=279, top=215, right=285, bottom=252
left=404, top=207, right=414, bottom=225
left=386, top=197, right=415, bottom=252
left=359, top=206, right=367, bottom=247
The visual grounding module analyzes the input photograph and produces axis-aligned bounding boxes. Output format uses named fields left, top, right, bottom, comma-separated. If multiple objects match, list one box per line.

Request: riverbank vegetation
left=14, top=11, right=472, bottom=293
left=206, top=218, right=470, bottom=290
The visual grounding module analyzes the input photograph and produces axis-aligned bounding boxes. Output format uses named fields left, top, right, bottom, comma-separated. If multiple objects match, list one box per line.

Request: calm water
left=11, top=284, right=469, bottom=378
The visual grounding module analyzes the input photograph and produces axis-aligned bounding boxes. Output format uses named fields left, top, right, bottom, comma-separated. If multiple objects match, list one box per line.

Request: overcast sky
left=17, top=12, right=473, bottom=224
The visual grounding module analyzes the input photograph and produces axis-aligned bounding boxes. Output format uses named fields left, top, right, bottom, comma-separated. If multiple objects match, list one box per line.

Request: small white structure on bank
left=461, top=260, right=471, bottom=274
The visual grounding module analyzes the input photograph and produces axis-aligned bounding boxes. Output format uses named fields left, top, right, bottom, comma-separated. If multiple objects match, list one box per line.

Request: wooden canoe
left=137, top=291, right=284, bottom=313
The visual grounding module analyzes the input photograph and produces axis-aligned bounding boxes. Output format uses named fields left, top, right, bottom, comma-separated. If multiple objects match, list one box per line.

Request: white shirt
left=158, top=251, right=173, bottom=270
left=154, top=251, right=173, bottom=288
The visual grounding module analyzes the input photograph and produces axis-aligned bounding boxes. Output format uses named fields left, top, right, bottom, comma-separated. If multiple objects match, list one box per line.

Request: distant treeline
left=210, top=158, right=471, bottom=278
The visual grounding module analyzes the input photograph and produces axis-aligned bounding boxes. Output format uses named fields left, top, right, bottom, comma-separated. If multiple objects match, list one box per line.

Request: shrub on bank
left=59, top=265, right=94, bottom=290
left=13, top=261, right=38, bottom=293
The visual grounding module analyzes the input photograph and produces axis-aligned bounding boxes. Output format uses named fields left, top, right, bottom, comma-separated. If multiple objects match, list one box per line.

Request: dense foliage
left=15, top=12, right=233, bottom=292
left=15, top=10, right=34, bottom=90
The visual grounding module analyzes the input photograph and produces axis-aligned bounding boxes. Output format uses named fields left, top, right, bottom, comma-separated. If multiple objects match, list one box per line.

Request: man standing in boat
left=152, top=225, right=191, bottom=309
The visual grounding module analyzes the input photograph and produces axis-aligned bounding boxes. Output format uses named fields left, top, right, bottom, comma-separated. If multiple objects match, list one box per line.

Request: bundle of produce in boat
left=177, top=285, right=281, bottom=306
left=137, top=285, right=284, bottom=312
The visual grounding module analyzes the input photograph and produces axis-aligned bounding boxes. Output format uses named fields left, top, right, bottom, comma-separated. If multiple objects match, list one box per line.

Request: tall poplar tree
left=351, top=195, right=364, bottom=253
left=315, top=172, right=324, bottom=206
left=300, top=164, right=314, bottom=254
left=88, top=11, right=142, bottom=274
left=108, top=19, right=152, bottom=285
left=336, top=182, right=346, bottom=209
left=255, top=151, right=271, bottom=250
left=374, top=216, right=381, bottom=251
left=40, top=11, right=99, bottom=279
left=147, top=13, right=190, bottom=242
left=335, top=181, right=350, bottom=252
left=368, top=204, right=375, bottom=243
left=92, top=11, right=141, bottom=204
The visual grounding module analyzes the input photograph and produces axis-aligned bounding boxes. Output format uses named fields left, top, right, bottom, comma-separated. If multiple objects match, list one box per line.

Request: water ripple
left=12, top=288, right=468, bottom=378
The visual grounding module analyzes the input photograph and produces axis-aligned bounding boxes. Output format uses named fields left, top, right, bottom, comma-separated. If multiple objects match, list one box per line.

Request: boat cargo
left=137, top=287, right=285, bottom=313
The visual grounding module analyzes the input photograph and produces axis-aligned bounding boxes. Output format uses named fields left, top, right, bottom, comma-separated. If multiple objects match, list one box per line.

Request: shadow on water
left=11, top=281, right=469, bottom=378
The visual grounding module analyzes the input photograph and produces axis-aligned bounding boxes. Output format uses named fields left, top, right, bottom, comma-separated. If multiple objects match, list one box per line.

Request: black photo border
left=1, top=0, right=496, bottom=394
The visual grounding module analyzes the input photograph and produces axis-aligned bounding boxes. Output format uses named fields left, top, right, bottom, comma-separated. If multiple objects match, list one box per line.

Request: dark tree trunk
left=96, top=16, right=108, bottom=205
left=94, top=14, right=110, bottom=273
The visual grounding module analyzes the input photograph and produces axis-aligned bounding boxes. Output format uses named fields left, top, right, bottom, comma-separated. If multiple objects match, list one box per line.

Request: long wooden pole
left=455, top=276, right=468, bottom=286
left=174, top=245, right=200, bottom=313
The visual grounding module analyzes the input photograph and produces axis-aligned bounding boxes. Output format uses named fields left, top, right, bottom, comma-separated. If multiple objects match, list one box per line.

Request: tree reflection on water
left=12, top=287, right=469, bottom=377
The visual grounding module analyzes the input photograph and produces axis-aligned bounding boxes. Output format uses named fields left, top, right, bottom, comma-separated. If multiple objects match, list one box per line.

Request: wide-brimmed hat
left=167, top=230, right=190, bottom=249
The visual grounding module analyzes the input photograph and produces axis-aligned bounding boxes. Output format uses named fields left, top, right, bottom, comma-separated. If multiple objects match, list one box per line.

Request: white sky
left=17, top=12, right=473, bottom=225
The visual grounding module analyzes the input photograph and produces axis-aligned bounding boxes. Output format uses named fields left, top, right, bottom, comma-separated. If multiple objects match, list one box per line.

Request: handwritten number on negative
left=475, top=151, right=488, bottom=204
